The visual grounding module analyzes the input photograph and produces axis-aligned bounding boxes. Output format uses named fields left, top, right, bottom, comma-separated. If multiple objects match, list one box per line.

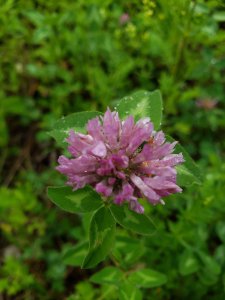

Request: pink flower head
left=56, top=109, right=184, bottom=214
left=119, top=13, right=130, bottom=25
left=196, top=99, right=218, bottom=110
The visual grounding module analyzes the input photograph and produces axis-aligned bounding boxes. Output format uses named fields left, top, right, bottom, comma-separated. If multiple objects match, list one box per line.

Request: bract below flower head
left=56, top=108, right=184, bottom=214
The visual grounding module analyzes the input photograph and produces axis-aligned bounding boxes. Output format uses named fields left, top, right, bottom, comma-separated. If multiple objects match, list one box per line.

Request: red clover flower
left=56, top=109, right=184, bottom=214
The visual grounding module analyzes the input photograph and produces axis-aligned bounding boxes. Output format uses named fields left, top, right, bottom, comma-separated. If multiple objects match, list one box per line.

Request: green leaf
left=116, top=90, right=163, bottom=130
left=82, top=206, right=116, bottom=268
left=112, top=236, right=145, bottom=266
left=128, top=268, right=167, bottom=288
left=90, top=267, right=123, bottom=285
left=197, top=252, right=221, bottom=275
left=213, top=12, right=225, bottom=22
left=198, top=268, right=219, bottom=286
left=63, top=242, right=88, bottom=266
left=215, top=245, right=225, bottom=265
left=0, top=113, right=8, bottom=147
left=176, top=165, right=200, bottom=186
left=119, top=282, right=143, bottom=300
left=47, top=186, right=103, bottom=213
left=166, top=135, right=203, bottom=186
left=110, top=204, right=156, bottom=235
left=49, top=111, right=102, bottom=147
left=216, top=221, right=225, bottom=243
left=179, top=251, right=199, bottom=276
left=197, top=251, right=221, bottom=285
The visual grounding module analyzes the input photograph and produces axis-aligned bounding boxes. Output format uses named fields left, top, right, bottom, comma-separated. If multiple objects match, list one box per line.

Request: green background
left=1, top=0, right=225, bottom=299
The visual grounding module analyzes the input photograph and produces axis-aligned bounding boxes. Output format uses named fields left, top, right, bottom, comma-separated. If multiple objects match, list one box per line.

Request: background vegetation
left=1, top=0, right=225, bottom=299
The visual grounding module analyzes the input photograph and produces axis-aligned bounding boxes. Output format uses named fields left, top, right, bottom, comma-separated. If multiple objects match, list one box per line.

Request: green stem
left=172, top=0, right=197, bottom=79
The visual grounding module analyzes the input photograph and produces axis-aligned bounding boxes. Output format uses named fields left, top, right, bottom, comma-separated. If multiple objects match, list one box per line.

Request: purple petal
left=126, top=118, right=153, bottom=155
left=153, top=131, right=165, bottom=146
left=86, top=117, right=103, bottom=141
left=132, top=143, right=154, bottom=164
left=96, top=158, right=115, bottom=176
left=102, top=108, right=121, bottom=149
left=90, top=141, right=107, bottom=157
left=120, top=116, right=135, bottom=148
left=129, top=199, right=144, bottom=214
left=67, top=131, right=93, bottom=157
left=153, top=166, right=177, bottom=182
left=161, top=153, right=184, bottom=166
left=114, top=182, right=134, bottom=205
left=130, top=174, right=161, bottom=204
left=144, top=177, right=182, bottom=193
left=108, top=177, right=116, bottom=185
left=68, top=174, right=99, bottom=190
left=111, top=154, right=129, bottom=169
left=114, top=170, right=126, bottom=180
left=95, top=180, right=113, bottom=197
left=57, top=155, right=98, bottom=176
left=150, top=142, right=177, bottom=160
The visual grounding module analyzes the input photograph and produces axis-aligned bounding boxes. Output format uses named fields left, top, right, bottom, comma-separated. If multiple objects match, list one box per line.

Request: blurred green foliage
left=1, top=0, right=225, bottom=299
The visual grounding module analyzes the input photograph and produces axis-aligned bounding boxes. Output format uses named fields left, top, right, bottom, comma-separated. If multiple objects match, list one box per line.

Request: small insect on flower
left=56, top=109, right=184, bottom=214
